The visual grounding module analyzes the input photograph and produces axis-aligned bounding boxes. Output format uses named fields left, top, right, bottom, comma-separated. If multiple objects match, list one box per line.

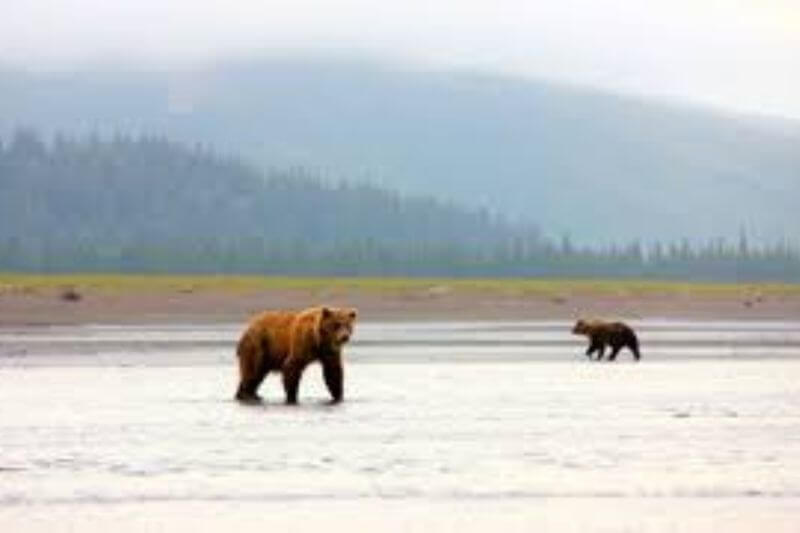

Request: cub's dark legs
left=595, top=344, right=606, bottom=361
left=587, top=342, right=606, bottom=361
left=608, top=337, right=640, bottom=361
left=608, top=344, right=622, bottom=361
left=628, top=335, right=641, bottom=361
left=586, top=342, right=605, bottom=361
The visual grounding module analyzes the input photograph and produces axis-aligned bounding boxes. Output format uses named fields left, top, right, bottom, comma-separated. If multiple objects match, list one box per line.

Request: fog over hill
left=1, top=60, right=798, bottom=245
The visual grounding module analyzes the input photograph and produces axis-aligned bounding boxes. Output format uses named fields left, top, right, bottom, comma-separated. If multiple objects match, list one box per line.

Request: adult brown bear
left=572, top=319, right=640, bottom=361
left=235, top=306, right=357, bottom=403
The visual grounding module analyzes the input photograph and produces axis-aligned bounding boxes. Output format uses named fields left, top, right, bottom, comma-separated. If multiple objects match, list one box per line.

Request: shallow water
left=3, top=319, right=800, bottom=364
left=1, top=320, right=799, bottom=531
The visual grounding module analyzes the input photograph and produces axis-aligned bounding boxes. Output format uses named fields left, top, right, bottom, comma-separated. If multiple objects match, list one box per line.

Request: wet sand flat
left=1, top=320, right=800, bottom=531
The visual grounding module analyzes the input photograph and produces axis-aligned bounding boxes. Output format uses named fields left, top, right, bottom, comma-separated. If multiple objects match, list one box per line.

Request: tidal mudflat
left=1, top=320, right=799, bottom=531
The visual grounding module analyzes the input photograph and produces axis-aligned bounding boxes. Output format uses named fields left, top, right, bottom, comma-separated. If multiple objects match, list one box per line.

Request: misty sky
left=3, top=1, right=799, bottom=119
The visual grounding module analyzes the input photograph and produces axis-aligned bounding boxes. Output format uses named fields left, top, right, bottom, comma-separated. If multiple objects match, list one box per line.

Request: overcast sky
left=3, top=0, right=799, bottom=119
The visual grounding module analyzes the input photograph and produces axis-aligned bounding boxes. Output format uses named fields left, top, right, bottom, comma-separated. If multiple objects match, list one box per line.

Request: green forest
left=1, top=129, right=798, bottom=281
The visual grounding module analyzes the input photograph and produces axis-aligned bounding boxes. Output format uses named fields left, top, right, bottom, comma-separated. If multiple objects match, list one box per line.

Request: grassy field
left=1, top=273, right=798, bottom=296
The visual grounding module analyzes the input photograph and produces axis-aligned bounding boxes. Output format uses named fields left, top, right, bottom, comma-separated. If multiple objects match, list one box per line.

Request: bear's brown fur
left=572, top=319, right=640, bottom=361
left=235, top=306, right=357, bottom=403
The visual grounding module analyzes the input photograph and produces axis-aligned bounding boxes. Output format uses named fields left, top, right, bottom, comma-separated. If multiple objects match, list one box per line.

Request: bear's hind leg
left=608, top=343, right=622, bottom=361
left=236, top=380, right=259, bottom=402
left=236, top=365, right=269, bottom=403
left=628, top=336, right=641, bottom=361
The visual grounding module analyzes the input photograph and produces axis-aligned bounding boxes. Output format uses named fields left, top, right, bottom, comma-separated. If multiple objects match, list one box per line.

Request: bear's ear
left=321, top=307, right=332, bottom=320
left=347, top=308, right=357, bottom=321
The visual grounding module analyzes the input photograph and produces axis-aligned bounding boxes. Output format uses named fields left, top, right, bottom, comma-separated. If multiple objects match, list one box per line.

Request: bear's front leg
left=282, top=358, right=307, bottom=404
left=322, top=357, right=343, bottom=403
left=586, top=341, right=603, bottom=360
left=595, top=343, right=606, bottom=361
left=585, top=342, right=596, bottom=359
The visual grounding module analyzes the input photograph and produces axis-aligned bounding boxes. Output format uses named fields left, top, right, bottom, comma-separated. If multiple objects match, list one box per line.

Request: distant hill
left=1, top=60, right=799, bottom=245
left=2, top=130, right=797, bottom=280
left=0, top=130, right=541, bottom=274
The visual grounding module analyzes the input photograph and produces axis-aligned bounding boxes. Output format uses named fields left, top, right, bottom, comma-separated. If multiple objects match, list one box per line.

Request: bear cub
left=572, top=319, right=640, bottom=361
left=235, top=306, right=357, bottom=404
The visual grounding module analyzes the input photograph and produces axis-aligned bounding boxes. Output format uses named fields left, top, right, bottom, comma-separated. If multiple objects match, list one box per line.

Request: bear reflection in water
left=235, top=306, right=357, bottom=404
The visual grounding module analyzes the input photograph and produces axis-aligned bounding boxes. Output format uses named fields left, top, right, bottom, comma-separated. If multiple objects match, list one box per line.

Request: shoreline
left=2, top=275, right=799, bottom=325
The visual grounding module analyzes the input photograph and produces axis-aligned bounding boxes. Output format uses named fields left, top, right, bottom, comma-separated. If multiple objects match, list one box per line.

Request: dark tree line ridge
left=0, top=129, right=798, bottom=281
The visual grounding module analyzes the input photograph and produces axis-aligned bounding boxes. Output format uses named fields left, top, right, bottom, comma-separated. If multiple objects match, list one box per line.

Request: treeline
left=1, top=129, right=798, bottom=281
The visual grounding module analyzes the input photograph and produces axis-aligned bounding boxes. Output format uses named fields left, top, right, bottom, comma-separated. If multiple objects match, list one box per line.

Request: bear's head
left=319, top=306, right=358, bottom=350
left=572, top=319, right=589, bottom=335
